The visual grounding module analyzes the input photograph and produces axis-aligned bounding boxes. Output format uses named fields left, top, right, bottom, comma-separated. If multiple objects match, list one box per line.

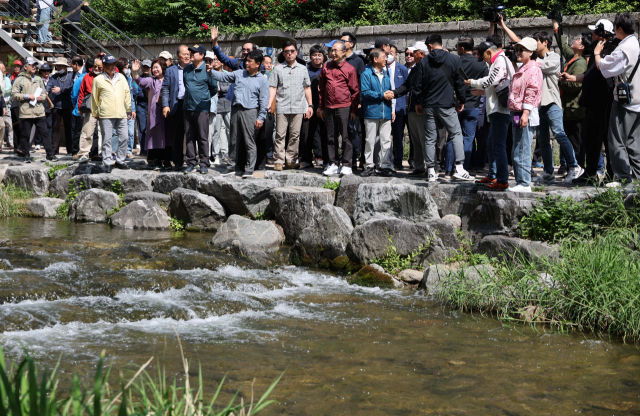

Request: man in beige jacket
left=11, top=57, right=57, bottom=162
left=91, top=54, right=132, bottom=172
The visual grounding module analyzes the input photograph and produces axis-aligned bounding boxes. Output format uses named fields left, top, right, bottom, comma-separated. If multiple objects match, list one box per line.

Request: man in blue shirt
left=209, top=50, right=269, bottom=178
left=162, top=45, right=192, bottom=170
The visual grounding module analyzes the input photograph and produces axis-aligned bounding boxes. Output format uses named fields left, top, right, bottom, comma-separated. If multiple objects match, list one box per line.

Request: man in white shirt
left=596, top=13, right=640, bottom=181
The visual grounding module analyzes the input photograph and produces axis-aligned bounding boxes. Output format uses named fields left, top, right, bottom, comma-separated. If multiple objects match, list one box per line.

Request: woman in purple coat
left=132, top=59, right=172, bottom=169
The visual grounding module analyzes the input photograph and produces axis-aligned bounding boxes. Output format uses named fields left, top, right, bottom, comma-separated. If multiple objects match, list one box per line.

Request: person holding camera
left=464, top=40, right=514, bottom=191
left=595, top=13, right=640, bottom=182
left=498, top=15, right=584, bottom=184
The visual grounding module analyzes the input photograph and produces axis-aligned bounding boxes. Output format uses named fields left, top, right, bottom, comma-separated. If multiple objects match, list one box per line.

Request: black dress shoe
left=104, top=164, right=113, bottom=173
left=114, top=162, right=131, bottom=170
left=360, top=166, right=375, bottom=177
left=46, top=156, right=60, bottom=162
left=408, top=169, right=426, bottom=177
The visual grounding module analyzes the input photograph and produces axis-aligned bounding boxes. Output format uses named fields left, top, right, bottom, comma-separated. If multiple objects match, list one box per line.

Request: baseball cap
left=13, top=60, right=22, bottom=66
left=25, top=57, right=37, bottom=66
left=324, top=39, right=339, bottom=48
left=102, top=55, right=117, bottom=64
left=588, top=19, right=614, bottom=34
left=374, top=37, right=391, bottom=49
left=141, top=59, right=152, bottom=67
left=188, top=44, right=207, bottom=54
left=39, top=62, right=52, bottom=71
left=516, top=37, right=537, bottom=52
left=410, top=41, right=429, bottom=53
left=158, top=51, right=172, bottom=60
left=476, top=41, right=493, bottom=62
left=205, top=51, right=215, bottom=60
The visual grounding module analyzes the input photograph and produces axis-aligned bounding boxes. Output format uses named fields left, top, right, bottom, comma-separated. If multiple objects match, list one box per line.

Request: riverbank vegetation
left=438, top=185, right=640, bottom=342
left=0, top=183, right=34, bottom=218
left=0, top=341, right=282, bottom=416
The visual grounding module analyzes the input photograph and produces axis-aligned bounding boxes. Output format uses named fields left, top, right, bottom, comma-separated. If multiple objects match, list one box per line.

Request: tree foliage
left=87, top=0, right=639, bottom=39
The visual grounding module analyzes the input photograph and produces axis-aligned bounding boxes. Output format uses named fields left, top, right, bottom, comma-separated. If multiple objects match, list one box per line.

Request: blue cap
left=102, top=55, right=117, bottom=64
left=39, top=63, right=52, bottom=71
left=324, top=39, right=339, bottom=48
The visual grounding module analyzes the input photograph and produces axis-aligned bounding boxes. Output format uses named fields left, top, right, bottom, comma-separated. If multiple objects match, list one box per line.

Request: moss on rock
left=348, top=265, right=395, bottom=289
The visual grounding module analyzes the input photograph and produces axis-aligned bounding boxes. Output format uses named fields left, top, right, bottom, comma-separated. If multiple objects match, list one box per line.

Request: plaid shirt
left=269, top=61, right=310, bottom=114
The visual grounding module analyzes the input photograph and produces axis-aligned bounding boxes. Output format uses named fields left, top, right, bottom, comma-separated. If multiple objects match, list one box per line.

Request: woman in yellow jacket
left=91, top=54, right=132, bottom=172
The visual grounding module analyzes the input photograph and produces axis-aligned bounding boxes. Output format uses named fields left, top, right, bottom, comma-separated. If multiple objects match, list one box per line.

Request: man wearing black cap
left=375, top=37, right=392, bottom=54
left=182, top=43, right=218, bottom=174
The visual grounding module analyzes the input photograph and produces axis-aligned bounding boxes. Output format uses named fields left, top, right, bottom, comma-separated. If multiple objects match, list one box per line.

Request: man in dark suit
left=161, top=44, right=191, bottom=170
left=387, top=45, right=409, bottom=170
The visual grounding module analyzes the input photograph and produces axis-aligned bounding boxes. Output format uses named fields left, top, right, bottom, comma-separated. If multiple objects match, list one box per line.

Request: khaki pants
left=274, top=113, right=303, bottom=165
left=78, top=112, right=99, bottom=157
left=364, top=118, right=392, bottom=169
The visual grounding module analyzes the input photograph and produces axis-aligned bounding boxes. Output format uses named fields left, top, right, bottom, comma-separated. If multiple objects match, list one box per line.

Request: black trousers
left=254, top=112, right=274, bottom=171
left=170, top=101, right=185, bottom=168
left=72, top=114, right=82, bottom=155
left=11, top=107, right=21, bottom=153
left=33, top=111, right=52, bottom=146
left=20, top=117, right=53, bottom=158
left=584, top=105, right=613, bottom=177
left=184, top=110, right=210, bottom=167
left=562, top=118, right=583, bottom=168
left=300, top=111, right=325, bottom=163
left=62, top=22, right=81, bottom=55
left=325, top=107, right=352, bottom=167
left=51, top=108, right=72, bottom=154
left=9, top=0, right=29, bottom=17
left=148, top=148, right=172, bottom=166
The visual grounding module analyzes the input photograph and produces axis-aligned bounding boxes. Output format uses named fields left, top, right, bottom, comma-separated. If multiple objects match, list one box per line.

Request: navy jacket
left=161, top=64, right=186, bottom=115
left=388, top=62, right=409, bottom=116
left=48, top=71, right=75, bottom=110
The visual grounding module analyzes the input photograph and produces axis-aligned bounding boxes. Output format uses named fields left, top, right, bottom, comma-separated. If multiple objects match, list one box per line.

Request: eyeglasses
left=283, top=49, right=296, bottom=54
left=241, top=48, right=252, bottom=52
left=341, top=38, right=352, bottom=43
left=205, top=59, right=213, bottom=63
left=405, top=52, right=414, bottom=56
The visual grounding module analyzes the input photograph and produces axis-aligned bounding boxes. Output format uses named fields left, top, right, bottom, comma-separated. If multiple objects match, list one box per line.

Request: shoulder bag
left=495, top=55, right=514, bottom=108
left=616, top=47, right=640, bottom=105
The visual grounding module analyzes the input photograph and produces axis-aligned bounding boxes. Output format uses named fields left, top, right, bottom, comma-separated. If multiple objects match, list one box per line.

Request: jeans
left=445, top=107, right=479, bottom=172
left=487, top=112, right=511, bottom=184
left=111, top=117, right=135, bottom=155
left=36, top=7, right=51, bottom=43
left=538, top=103, right=578, bottom=174
left=511, top=114, right=534, bottom=187
left=101, top=118, right=128, bottom=165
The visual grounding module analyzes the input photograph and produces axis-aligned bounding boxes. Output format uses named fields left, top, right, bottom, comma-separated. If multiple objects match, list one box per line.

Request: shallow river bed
left=0, top=218, right=639, bottom=415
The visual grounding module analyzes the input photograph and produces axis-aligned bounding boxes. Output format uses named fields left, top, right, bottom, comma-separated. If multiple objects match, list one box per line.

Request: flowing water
left=1, top=218, right=639, bottom=415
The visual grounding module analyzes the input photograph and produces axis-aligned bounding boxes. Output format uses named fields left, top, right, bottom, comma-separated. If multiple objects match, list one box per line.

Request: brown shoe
left=285, top=163, right=300, bottom=170
left=274, top=163, right=283, bottom=171
left=72, top=155, right=79, bottom=160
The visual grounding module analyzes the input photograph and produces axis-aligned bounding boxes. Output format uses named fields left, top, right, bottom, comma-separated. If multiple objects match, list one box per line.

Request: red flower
left=224, top=8, right=227, bottom=11
left=208, top=3, right=212, bottom=7
left=249, top=1, right=253, bottom=3
left=201, top=23, right=209, bottom=29
left=216, top=2, right=219, bottom=5
left=263, top=5, right=266, bottom=8
left=264, top=13, right=268, bottom=16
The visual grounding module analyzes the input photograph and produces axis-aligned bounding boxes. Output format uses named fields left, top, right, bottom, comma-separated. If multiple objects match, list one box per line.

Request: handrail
left=79, top=14, right=137, bottom=60
left=46, top=5, right=111, bottom=56
left=83, top=4, right=155, bottom=59
left=55, top=24, right=102, bottom=58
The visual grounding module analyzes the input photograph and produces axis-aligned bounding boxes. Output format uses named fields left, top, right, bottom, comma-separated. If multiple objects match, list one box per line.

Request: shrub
left=169, top=217, right=186, bottom=231
left=45, top=162, right=69, bottom=180
left=370, top=233, right=434, bottom=275
left=322, top=178, right=339, bottom=192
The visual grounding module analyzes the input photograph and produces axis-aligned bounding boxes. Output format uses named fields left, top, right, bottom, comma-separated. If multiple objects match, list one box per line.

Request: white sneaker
left=339, top=166, right=352, bottom=176
left=212, top=156, right=221, bottom=166
left=508, top=185, right=532, bottom=193
left=453, top=169, right=474, bottom=181
left=323, top=163, right=339, bottom=176
left=535, top=172, right=556, bottom=183
left=605, top=181, right=621, bottom=188
left=564, top=165, right=584, bottom=183
left=35, top=145, right=41, bottom=150
left=427, top=168, right=437, bottom=182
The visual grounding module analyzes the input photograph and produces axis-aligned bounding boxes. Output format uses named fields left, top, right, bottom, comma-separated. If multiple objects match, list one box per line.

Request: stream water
left=0, top=218, right=639, bottom=415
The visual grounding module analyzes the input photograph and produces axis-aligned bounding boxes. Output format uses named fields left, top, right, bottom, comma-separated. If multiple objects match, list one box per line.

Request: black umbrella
left=249, top=30, right=297, bottom=48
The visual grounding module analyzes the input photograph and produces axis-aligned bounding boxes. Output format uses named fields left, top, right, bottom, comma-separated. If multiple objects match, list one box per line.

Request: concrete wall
left=100, top=12, right=639, bottom=62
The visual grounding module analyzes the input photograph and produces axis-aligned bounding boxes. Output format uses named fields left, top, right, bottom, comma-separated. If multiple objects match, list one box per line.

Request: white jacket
left=469, top=51, right=514, bottom=116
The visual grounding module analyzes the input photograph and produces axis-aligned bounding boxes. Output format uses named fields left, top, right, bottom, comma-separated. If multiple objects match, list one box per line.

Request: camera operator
left=561, top=19, right=615, bottom=183
left=595, top=13, right=640, bottom=181
left=498, top=15, right=584, bottom=183
left=553, top=18, right=590, bottom=174
left=463, top=40, right=513, bottom=191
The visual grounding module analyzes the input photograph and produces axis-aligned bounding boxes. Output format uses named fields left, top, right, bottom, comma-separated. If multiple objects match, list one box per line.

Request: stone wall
left=100, top=13, right=639, bottom=62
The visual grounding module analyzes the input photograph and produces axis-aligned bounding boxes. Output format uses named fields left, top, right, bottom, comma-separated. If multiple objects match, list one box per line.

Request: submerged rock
left=269, top=186, right=335, bottom=243
left=199, top=177, right=278, bottom=218
left=353, top=183, right=440, bottom=225
left=292, top=204, right=354, bottom=267
left=69, top=189, right=120, bottom=223
left=169, top=188, right=226, bottom=232
left=210, top=215, right=284, bottom=265
left=110, top=200, right=170, bottom=229
left=3, top=165, right=50, bottom=196
left=26, top=197, right=65, bottom=218
left=348, top=264, right=397, bottom=289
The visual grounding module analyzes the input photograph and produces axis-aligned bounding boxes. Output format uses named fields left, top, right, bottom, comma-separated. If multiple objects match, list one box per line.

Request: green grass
left=56, top=179, right=84, bottom=221
left=370, top=233, right=435, bottom=275
left=0, top=183, right=34, bottom=218
left=0, top=336, right=282, bottom=416
left=169, top=218, right=185, bottom=232
left=322, top=178, right=340, bottom=192
left=45, top=162, right=70, bottom=180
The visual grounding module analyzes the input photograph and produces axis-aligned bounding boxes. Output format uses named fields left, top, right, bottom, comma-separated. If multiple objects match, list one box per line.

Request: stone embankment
left=3, top=160, right=631, bottom=290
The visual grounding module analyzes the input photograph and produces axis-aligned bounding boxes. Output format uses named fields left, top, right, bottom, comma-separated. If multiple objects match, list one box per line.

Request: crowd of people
left=0, top=12, right=638, bottom=191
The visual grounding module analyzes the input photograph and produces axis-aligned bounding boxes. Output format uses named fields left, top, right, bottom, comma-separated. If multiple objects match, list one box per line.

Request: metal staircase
left=0, top=0, right=153, bottom=63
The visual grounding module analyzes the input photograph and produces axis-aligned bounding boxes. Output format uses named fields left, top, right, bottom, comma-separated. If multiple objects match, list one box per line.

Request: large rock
left=473, top=235, right=558, bottom=264
left=269, top=186, right=335, bottom=243
left=110, top=200, right=170, bottom=229
left=26, top=197, right=65, bottom=218
left=2, top=165, right=50, bottom=196
left=210, top=215, right=284, bottom=265
left=68, top=189, right=120, bottom=223
left=292, top=204, right=354, bottom=267
left=199, top=177, right=279, bottom=217
left=73, top=171, right=155, bottom=194
left=152, top=172, right=202, bottom=194
left=335, top=175, right=402, bottom=220
left=428, top=183, right=478, bottom=217
left=347, top=218, right=448, bottom=266
left=47, top=171, right=73, bottom=199
left=348, top=264, right=400, bottom=289
left=265, top=171, right=333, bottom=188
left=123, top=191, right=171, bottom=205
left=353, top=183, right=440, bottom=225
left=168, top=188, right=226, bottom=231
left=425, top=218, right=460, bottom=250
left=419, top=264, right=496, bottom=295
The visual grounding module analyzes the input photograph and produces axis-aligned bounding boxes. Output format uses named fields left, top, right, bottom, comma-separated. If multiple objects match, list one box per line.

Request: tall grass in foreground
left=0, top=331, right=283, bottom=415
left=0, top=183, right=34, bottom=218
left=437, top=229, right=640, bottom=342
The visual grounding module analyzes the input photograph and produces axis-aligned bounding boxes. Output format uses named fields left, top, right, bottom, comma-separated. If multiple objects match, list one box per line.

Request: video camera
left=594, top=23, right=615, bottom=41
left=546, top=2, right=563, bottom=23
left=504, top=41, right=518, bottom=63
left=482, top=5, right=506, bottom=23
